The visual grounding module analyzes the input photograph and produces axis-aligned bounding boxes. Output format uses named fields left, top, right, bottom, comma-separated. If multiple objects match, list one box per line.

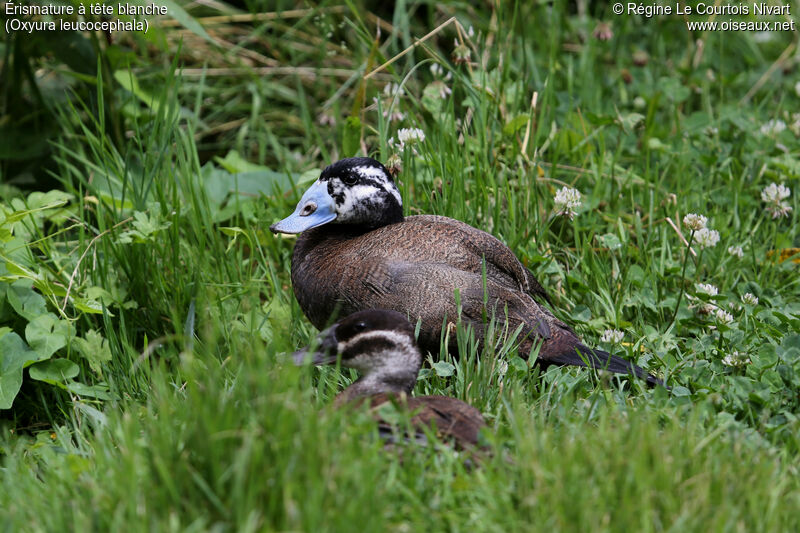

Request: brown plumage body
left=276, top=157, right=663, bottom=386
left=293, top=215, right=561, bottom=353
left=342, top=392, right=485, bottom=448
left=292, top=215, right=659, bottom=382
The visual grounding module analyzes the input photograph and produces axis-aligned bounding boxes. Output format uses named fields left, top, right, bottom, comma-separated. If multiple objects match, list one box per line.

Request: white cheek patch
left=353, top=166, right=402, bottom=207
left=335, top=184, right=381, bottom=222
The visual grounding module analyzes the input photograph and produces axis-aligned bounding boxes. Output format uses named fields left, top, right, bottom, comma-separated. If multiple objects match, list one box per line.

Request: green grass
left=2, top=1, right=800, bottom=530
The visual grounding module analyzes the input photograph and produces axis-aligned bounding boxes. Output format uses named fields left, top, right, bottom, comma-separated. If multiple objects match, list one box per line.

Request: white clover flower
left=373, top=96, right=406, bottom=123
left=467, top=25, right=475, bottom=38
left=389, top=128, right=426, bottom=154
left=383, top=82, right=405, bottom=98
left=497, top=360, right=508, bottom=377
left=696, top=283, right=718, bottom=296
left=741, top=293, right=759, bottom=306
left=428, top=80, right=452, bottom=99
left=397, top=127, right=425, bottom=144
left=373, top=83, right=407, bottom=122
left=429, top=63, right=452, bottom=81
left=694, top=227, right=720, bottom=249
left=768, top=204, right=793, bottom=219
left=687, top=294, right=718, bottom=315
left=791, top=113, right=800, bottom=137
left=593, top=21, right=613, bottom=41
left=722, top=351, right=751, bottom=367
left=759, top=119, right=786, bottom=136
left=452, top=40, right=471, bottom=64
left=761, top=183, right=793, bottom=219
left=714, top=308, right=734, bottom=325
left=761, top=183, right=791, bottom=203
left=683, top=213, right=708, bottom=231
left=317, top=113, right=336, bottom=126
left=600, top=329, right=625, bottom=343
left=698, top=302, right=718, bottom=315
left=795, top=80, right=800, bottom=98
left=553, top=186, right=582, bottom=219
left=727, top=245, right=744, bottom=258
left=386, top=110, right=406, bottom=122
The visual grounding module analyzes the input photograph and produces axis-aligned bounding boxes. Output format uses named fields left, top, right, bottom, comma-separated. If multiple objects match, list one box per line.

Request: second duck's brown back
left=349, top=392, right=485, bottom=448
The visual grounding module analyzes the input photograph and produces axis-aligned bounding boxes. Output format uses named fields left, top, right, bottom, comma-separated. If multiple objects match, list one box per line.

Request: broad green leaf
left=503, top=114, right=529, bottom=136
left=0, top=236, right=38, bottom=276
left=433, top=361, right=455, bottom=377
left=215, top=151, right=269, bottom=174
left=220, top=226, right=246, bottom=237
left=73, top=329, right=113, bottom=375
left=114, top=70, right=158, bottom=110
left=617, top=112, right=645, bottom=132
left=25, top=190, right=73, bottom=211
left=659, top=77, right=690, bottom=103
left=422, top=82, right=450, bottom=115
left=65, top=381, right=113, bottom=400
left=6, top=280, right=47, bottom=321
left=4, top=190, right=73, bottom=234
left=96, top=192, right=135, bottom=211
left=73, top=298, right=108, bottom=315
left=596, top=233, right=623, bottom=251
left=29, top=359, right=80, bottom=382
left=509, top=356, right=528, bottom=373
left=85, top=286, right=115, bottom=303
left=118, top=211, right=172, bottom=243
left=220, top=226, right=250, bottom=252
left=0, top=331, right=42, bottom=409
left=25, top=313, right=69, bottom=358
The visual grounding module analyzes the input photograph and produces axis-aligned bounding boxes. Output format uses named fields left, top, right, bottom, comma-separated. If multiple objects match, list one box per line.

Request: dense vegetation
left=1, top=1, right=799, bottom=529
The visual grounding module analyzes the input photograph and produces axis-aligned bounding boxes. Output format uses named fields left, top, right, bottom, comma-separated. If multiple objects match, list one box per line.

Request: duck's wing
left=343, top=257, right=556, bottom=360
left=401, top=216, right=552, bottom=304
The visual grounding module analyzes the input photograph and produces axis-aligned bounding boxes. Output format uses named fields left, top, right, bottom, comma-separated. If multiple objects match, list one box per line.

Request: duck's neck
left=338, top=342, right=421, bottom=403
left=376, top=204, right=404, bottom=227
left=347, top=367, right=418, bottom=398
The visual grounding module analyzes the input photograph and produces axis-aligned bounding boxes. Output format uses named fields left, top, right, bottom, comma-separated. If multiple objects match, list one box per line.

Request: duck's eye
left=341, top=174, right=358, bottom=186
left=300, top=202, right=317, bottom=216
left=353, top=321, right=367, bottom=331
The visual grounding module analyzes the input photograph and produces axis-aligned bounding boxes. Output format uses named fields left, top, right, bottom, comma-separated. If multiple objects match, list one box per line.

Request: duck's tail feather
left=548, top=344, right=665, bottom=387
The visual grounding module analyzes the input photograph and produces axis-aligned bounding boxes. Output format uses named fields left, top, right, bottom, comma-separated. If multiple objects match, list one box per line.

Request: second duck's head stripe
left=338, top=329, right=416, bottom=356
left=341, top=336, right=395, bottom=359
